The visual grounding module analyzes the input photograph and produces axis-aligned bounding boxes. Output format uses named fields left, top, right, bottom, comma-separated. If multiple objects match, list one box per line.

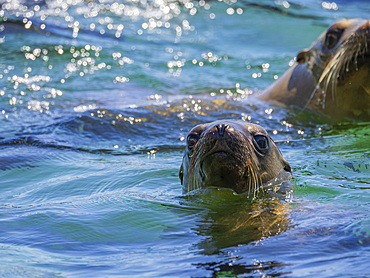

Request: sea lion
left=259, top=18, right=370, bottom=121
left=179, top=120, right=291, bottom=194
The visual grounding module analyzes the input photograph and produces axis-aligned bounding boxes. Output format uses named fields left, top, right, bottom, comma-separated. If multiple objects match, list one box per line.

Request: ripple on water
left=1, top=0, right=370, bottom=277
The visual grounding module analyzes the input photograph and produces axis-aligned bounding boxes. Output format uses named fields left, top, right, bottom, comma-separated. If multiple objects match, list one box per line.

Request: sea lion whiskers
left=247, top=161, right=257, bottom=196
left=304, top=46, right=343, bottom=109
left=187, top=133, right=221, bottom=192
left=250, top=158, right=263, bottom=196
left=326, top=32, right=368, bottom=103
left=187, top=139, right=207, bottom=192
left=243, top=148, right=262, bottom=197
left=225, top=137, right=262, bottom=195
left=306, top=30, right=369, bottom=110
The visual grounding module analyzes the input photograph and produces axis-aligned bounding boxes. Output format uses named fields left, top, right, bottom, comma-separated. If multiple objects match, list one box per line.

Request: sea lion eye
left=253, top=135, right=269, bottom=152
left=187, top=134, right=199, bottom=151
left=325, top=29, right=344, bottom=50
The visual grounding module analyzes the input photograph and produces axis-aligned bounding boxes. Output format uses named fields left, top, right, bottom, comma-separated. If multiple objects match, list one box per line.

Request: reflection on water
left=179, top=175, right=293, bottom=255
left=197, top=195, right=293, bottom=255
left=196, top=260, right=291, bottom=277
left=0, top=0, right=369, bottom=277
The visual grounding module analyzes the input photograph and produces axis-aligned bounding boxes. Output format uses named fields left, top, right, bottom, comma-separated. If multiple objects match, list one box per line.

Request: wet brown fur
left=259, top=19, right=370, bottom=120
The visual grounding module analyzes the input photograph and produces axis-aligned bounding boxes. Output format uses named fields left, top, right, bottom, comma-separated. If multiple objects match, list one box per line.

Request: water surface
left=0, top=0, right=369, bottom=277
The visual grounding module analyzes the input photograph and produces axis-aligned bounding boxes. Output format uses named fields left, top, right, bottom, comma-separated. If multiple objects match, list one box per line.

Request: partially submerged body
left=259, top=19, right=370, bottom=121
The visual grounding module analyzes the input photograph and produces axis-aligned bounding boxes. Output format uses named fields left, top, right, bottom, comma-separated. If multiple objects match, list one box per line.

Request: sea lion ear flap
left=297, top=49, right=309, bottom=64
left=282, top=158, right=291, bottom=173
left=179, top=164, right=184, bottom=185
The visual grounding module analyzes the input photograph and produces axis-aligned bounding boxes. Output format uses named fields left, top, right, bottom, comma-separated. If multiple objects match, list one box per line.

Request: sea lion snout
left=200, top=123, right=234, bottom=140
left=196, top=123, right=246, bottom=179
left=214, top=123, right=231, bottom=136
left=200, top=123, right=248, bottom=184
left=200, top=122, right=239, bottom=151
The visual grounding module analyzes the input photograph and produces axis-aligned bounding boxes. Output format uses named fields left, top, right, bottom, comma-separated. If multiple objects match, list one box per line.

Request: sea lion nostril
left=215, top=124, right=229, bottom=136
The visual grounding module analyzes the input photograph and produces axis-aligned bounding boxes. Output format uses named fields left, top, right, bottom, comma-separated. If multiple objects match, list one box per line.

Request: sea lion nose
left=215, top=123, right=230, bottom=136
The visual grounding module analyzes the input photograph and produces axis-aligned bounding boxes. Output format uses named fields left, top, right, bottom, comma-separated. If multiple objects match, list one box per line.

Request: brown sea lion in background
left=259, top=19, right=370, bottom=121
left=179, top=120, right=291, bottom=194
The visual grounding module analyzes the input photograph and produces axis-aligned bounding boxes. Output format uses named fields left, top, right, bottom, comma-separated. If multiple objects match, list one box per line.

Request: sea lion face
left=296, top=19, right=370, bottom=119
left=179, top=120, right=291, bottom=194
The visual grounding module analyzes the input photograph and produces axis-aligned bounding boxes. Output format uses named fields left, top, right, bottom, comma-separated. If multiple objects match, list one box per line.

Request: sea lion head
left=261, top=18, right=370, bottom=120
left=179, top=120, right=291, bottom=194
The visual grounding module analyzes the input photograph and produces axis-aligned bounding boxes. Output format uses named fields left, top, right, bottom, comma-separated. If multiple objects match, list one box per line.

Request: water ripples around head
left=1, top=93, right=303, bottom=154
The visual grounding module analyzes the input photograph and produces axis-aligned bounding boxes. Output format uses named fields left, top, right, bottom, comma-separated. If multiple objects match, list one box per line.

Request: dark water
left=0, top=0, right=369, bottom=277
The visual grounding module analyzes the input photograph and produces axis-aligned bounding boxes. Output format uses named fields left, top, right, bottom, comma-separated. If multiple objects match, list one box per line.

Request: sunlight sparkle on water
left=322, top=2, right=338, bottom=10
left=0, top=0, right=369, bottom=276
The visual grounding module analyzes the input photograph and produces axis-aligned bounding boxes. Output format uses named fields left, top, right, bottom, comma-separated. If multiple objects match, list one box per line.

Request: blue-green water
left=0, top=0, right=369, bottom=277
